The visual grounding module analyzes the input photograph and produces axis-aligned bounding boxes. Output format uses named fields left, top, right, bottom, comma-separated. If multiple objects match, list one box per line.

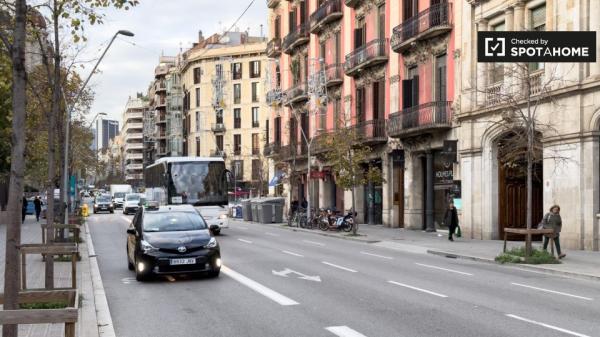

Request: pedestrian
left=541, top=205, right=565, bottom=259
left=33, top=195, right=43, bottom=222
left=300, top=197, right=308, bottom=209
left=22, top=195, right=28, bottom=222
left=443, top=202, right=459, bottom=241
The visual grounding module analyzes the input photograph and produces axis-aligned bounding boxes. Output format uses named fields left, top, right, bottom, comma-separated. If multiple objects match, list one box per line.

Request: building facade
left=455, top=0, right=600, bottom=250
left=147, top=56, right=177, bottom=162
left=122, top=95, right=147, bottom=187
left=180, top=31, right=270, bottom=194
left=96, top=118, right=120, bottom=152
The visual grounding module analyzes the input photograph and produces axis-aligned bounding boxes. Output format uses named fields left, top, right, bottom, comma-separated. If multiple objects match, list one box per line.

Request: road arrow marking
left=272, top=268, right=321, bottom=282
left=222, top=266, right=299, bottom=306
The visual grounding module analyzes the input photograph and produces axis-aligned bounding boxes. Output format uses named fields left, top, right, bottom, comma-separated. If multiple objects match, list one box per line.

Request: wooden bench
left=0, top=289, right=78, bottom=337
left=503, top=227, right=557, bottom=256
left=19, top=243, right=79, bottom=290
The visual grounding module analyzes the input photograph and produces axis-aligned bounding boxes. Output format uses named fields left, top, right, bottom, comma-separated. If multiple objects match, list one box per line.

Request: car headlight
left=204, top=237, right=218, bottom=249
left=140, top=240, right=158, bottom=253
left=218, top=214, right=228, bottom=220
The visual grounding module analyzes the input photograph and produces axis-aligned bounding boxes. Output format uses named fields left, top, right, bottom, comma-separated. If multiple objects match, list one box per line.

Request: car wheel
left=207, top=269, right=220, bottom=278
left=110, top=210, right=114, bottom=214
left=213, top=229, right=221, bottom=236
left=127, top=249, right=134, bottom=271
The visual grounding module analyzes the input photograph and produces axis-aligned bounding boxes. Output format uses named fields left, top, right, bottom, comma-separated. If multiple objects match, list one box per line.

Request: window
left=435, top=54, right=447, bottom=102
left=252, top=133, right=259, bottom=155
left=288, top=8, right=296, bottom=33
left=234, top=108, right=241, bottom=129
left=490, top=22, right=505, bottom=84
left=378, top=4, right=385, bottom=40
left=234, top=84, right=241, bottom=104
left=373, top=79, right=385, bottom=120
left=320, top=42, right=326, bottom=64
left=275, top=15, right=281, bottom=39
left=233, top=135, right=241, bottom=155
left=252, top=107, right=259, bottom=128
left=216, top=110, right=223, bottom=124
left=195, top=137, right=200, bottom=157
left=334, top=98, right=341, bottom=129
left=356, top=87, right=365, bottom=122
left=403, top=0, right=418, bottom=20
left=250, top=61, right=261, bottom=78
left=529, top=5, right=546, bottom=71
left=319, top=109, right=326, bottom=130
left=334, top=31, right=341, bottom=63
left=265, top=119, right=269, bottom=145
left=252, top=82, right=259, bottom=102
left=402, top=66, right=419, bottom=109
left=216, top=135, right=223, bottom=151
left=354, top=18, right=365, bottom=49
left=195, top=88, right=200, bottom=107
left=195, top=111, right=201, bottom=132
left=252, top=159, right=260, bottom=181
left=275, top=117, right=281, bottom=144
left=193, top=67, right=201, bottom=84
left=232, top=160, right=243, bottom=180
left=232, top=63, right=242, bottom=80
left=215, top=64, right=223, bottom=79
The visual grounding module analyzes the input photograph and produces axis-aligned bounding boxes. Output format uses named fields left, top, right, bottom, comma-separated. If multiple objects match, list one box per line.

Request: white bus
left=144, top=157, right=230, bottom=234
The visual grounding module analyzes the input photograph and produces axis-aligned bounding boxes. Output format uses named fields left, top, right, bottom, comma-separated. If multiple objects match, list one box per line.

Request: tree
left=318, top=117, right=384, bottom=235
left=1, top=0, right=27, bottom=336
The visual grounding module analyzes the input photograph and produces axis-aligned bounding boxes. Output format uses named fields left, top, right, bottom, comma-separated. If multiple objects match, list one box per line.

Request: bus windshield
left=168, top=161, right=227, bottom=206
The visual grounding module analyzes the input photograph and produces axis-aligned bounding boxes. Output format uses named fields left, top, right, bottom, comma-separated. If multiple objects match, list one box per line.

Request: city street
left=88, top=214, right=600, bottom=337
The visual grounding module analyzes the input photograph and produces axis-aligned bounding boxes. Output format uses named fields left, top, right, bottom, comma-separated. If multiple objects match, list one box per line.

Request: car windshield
left=114, top=192, right=126, bottom=198
left=143, top=211, right=207, bottom=232
left=96, top=197, right=110, bottom=203
left=126, top=194, right=140, bottom=201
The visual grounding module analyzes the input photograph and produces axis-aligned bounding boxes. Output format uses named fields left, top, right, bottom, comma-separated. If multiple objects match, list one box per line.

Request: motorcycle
left=320, top=209, right=355, bottom=232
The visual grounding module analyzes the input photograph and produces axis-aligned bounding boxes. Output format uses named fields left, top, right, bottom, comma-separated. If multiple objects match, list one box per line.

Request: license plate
left=170, top=258, right=195, bottom=266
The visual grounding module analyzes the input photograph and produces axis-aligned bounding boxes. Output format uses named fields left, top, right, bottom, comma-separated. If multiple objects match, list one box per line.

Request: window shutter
left=402, top=79, right=412, bottom=109
left=412, top=75, right=419, bottom=107
left=531, top=6, right=546, bottom=30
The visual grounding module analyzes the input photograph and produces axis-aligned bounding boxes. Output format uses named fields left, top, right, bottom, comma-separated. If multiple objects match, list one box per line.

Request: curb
left=427, top=249, right=600, bottom=282
left=84, top=221, right=117, bottom=337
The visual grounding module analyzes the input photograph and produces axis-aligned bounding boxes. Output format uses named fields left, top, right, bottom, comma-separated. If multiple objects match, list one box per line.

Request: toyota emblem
left=177, top=246, right=187, bottom=253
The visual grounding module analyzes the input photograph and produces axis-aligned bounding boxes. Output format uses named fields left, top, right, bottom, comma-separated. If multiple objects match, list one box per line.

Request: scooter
left=320, top=209, right=355, bottom=232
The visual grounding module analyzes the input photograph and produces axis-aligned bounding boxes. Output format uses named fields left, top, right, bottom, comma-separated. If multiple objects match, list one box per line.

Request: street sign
left=272, top=268, right=321, bottom=282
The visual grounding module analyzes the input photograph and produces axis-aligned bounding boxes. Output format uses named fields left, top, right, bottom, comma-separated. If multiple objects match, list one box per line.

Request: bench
left=503, top=227, right=557, bottom=256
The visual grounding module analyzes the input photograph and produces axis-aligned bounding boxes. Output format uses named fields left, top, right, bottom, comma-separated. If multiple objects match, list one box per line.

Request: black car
left=126, top=204, right=221, bottom=281
left=94, top=195, right=114, bottom=214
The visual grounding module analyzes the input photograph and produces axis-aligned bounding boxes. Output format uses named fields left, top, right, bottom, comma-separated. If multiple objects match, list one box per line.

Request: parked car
left=123, top=193, right=145, bottom=215
left=126, top=203, right=221, bottom=281
left=93, top=195, right=114, bottom=214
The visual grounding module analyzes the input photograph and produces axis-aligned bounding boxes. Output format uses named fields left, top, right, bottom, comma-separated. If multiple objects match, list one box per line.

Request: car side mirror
left=126, top=228, right=136, bottom=235
left=209, top=224, right=219, bottom=232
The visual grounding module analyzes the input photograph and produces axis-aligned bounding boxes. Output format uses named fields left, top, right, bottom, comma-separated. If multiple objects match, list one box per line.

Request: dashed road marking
left=237, top=239, right=253, bottom=244
left=388, top=281, right=448, bottom=298
left=282, top=250, right=304, bottom=257
left=265, top=232, right=280, bottom=237
left=325, top=326, right=368, bottom=337
left=511, top=283, right=593, bottom=301
left=222, top=265, right=299, bottom=306
left=322, top=261, right=358, bottom=273
left=360, top=251, right=393, bottom=260
left=415, top=263, right=473, bottom=276
left=506, top=314, right=590, bottom=337
left=303, top=240, right=325, bottom=246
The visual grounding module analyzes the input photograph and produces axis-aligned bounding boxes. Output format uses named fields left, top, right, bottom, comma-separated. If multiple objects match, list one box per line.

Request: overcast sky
left=81, top=0, right=268, bottom=126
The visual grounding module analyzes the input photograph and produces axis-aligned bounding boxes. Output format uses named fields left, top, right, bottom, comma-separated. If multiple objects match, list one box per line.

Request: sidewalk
left=236, top=219, right=600, bottom=281
left=0, top=215, right=109, bottom=337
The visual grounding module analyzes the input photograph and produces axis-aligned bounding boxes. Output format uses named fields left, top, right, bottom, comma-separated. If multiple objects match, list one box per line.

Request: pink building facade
left=266, top=0, right=457, bottom=228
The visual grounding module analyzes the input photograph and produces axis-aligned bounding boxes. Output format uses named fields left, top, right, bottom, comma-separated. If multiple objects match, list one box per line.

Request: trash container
left=236, top=205, right=243, bottom=218
left=242, top=200, right=252, bottom=221
left=251, top=200, right=259, bottom=222
left=273, top=204, right=283, bottom=223
left=259, top=203, right=273, bottom=224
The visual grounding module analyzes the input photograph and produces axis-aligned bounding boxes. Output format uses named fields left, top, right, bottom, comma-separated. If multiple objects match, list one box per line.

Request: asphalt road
left=88, top=213, right=600, bottom=337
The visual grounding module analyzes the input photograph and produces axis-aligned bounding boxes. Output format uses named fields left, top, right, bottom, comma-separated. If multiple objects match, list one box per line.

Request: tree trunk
left=525, top=125, right=534, bottom=258
left=53, top=1, right=66, bottom=241
left=3, top=0, right=27, bottom=336
left=351, top=186, right=357, bottom=235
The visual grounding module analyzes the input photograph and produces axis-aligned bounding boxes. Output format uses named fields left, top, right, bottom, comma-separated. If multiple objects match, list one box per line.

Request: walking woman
left=444, top=202, right=459, bottom=241
left=542, top=205, right=566, bottom=259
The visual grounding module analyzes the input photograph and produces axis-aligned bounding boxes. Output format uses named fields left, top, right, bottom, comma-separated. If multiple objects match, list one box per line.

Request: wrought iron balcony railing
left=310, top=0, right=343, bottom=34
left=282, top=23, right=310, bottom=54
left=284, top=82, right=308, bottom=106
left=267, top=88, right=283, bottom=106
left=352, top=119, right=387, bottom=143
left=211, top=123, right=226, bottom=133
left=325, top=63, right=343, bottom=87
left=388, top=101, right=453, bottom=138
left=391, top=2, right=452, bottom=53
left=266, top=38, right=282, bottom=58
left=344, top=38, right=388, bottom=76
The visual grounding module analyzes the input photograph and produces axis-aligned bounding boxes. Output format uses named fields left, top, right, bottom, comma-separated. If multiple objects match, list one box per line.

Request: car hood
left=124, top=201, right=140, bottom=206
left=143, top=230, right=211, bottom=249
left=95, top=202, right=111, bottom=206
left=114, top=198, right=124, bottom=202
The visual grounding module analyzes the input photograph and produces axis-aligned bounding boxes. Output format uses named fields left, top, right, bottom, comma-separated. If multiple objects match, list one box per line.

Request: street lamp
left=62, top=30, right=134, bottom=224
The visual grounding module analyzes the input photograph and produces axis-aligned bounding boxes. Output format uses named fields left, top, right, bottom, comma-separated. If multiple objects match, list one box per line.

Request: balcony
left=391, top=2, right=452, bottom=53
left=125, top=143, right=144, bottom=151
left=266, top=38, right=282, bottom=58
left=264, top=142, right=281, bottom=157
left=485, top=82, right=504, bottom=107
left=126, top=153, right=144, bottom=160
left=267, top=0, right=280, bottom=8
left=344, top=38, right=389, bottom=77
left=312, top=130, right=334, bottom=154
left=156, top=98, right=166, bottom=108
left=325, top=63, right=343, bottom=87
left=282, top=23, right=310, bottom=54
left=351, top=119, right=387, bottom=144
left=344, top=0, right=362, bottom=8
left=211, top=123, right=226, bottom=133
left=310, top=0, right=343, bottom=34
left=279, top=144, right=297, bottom=161
left=155, top=65, right=169, bottom=77
left=125, top=122, right=144, bottom=130
left=126, top=174, right=143, bottom=181
left=388, top=101, right=453, bottom=138
left=126, top=112, right=143, bottom=120
left=156, top=81, right=166, bottom=92
left=267, top=89, right=283, bottom=106
left=210, top=150, right=227, bottom=157
left=284, top=82, right=308, bottom=106
left=126, top=163, right=143, bottom=171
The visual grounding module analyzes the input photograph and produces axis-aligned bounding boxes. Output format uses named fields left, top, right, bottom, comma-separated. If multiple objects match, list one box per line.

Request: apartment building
left=180, top=31, right=270, bottom=192
left=455, top=0, right=600, bottom=250
left=122, top=95, right=147, bottom=187
left=148, top=56, right=177, bottom=161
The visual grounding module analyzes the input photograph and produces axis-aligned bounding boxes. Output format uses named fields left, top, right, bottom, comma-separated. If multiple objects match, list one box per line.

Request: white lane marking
left=415, top=263, right=473, bottom=276
left=360, top=251, right=393, bottom=260
left=388, top=281, right=448, bottom=298
left=237, top=239, right=253, bottom=244
left=221, top=265, right=299, bottom=306
left=303, top=240, right=325, bottom=246
left=265, top=232, right=280, bottom=237
left=511, top=282, right=593, bottom=301
left=325, top=326, right=368, bottom=337
left=322, top=261, right=358, bottom=273
left=506, top=314, right=591, bottom=337
left=282, top=250, right=304, bottom=257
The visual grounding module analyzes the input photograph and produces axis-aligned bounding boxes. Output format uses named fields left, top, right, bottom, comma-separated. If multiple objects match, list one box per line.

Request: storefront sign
left=310, top=171, right=327, bottom=179
left=442, top=140, right=458, bottom=163
left=434, top=152, right=454, bottom=185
